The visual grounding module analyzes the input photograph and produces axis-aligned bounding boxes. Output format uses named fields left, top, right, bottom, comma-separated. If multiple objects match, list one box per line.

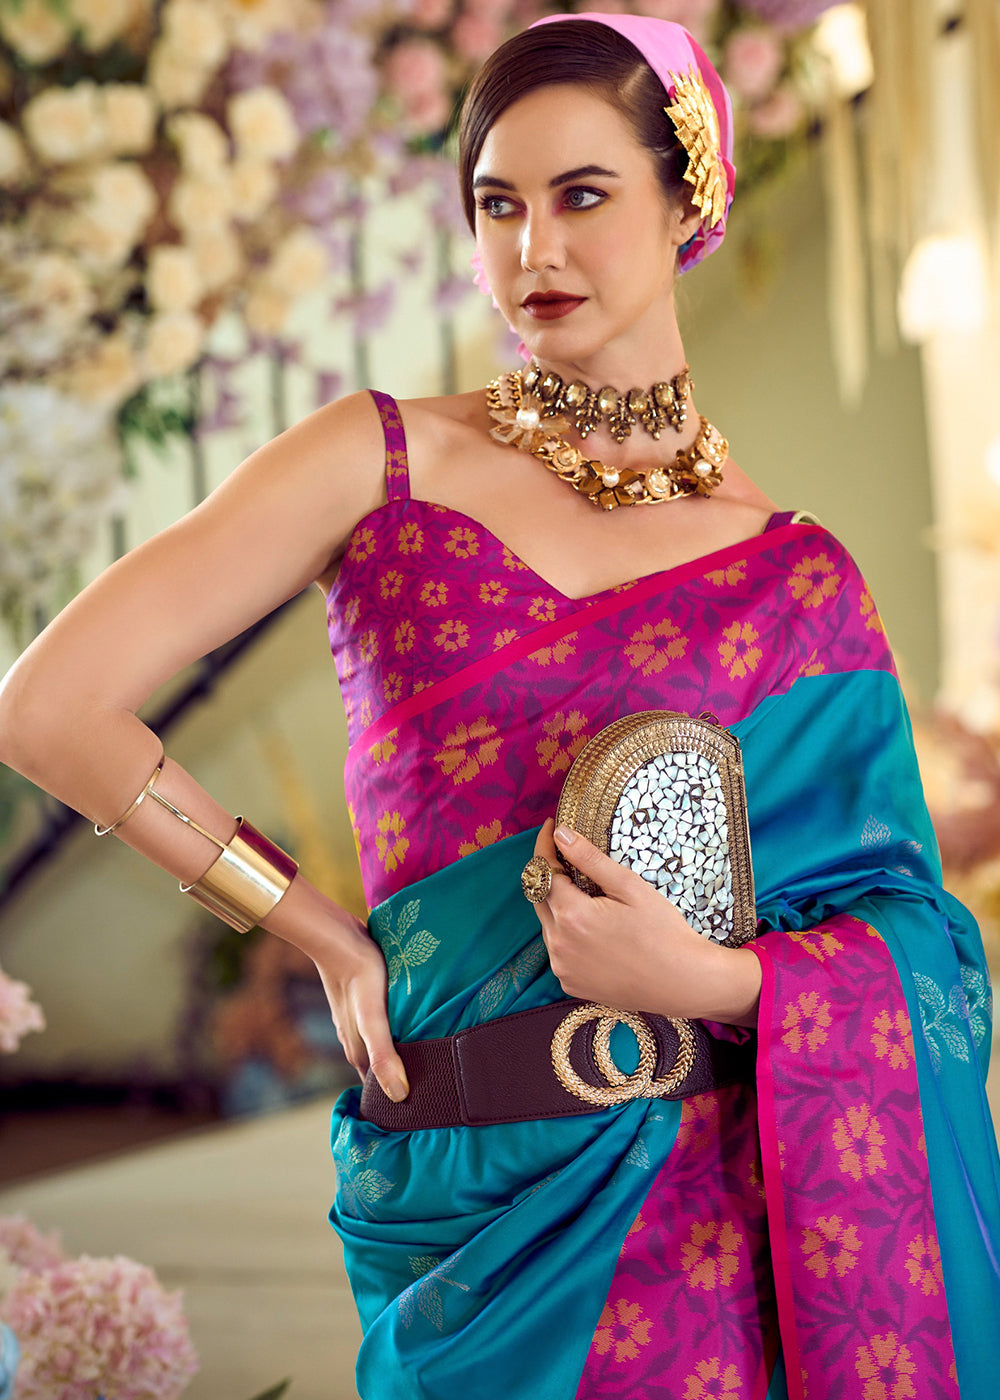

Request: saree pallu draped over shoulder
left=325, top=404, right=1000, bottom=1400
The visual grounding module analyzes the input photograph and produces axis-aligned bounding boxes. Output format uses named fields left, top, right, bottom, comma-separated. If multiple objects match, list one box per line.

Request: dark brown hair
left=456, top=20, right=688, bottom=231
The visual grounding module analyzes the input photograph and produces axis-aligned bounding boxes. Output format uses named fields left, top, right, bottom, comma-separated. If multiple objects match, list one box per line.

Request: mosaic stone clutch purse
left=554, top=711, right=757, bottom=948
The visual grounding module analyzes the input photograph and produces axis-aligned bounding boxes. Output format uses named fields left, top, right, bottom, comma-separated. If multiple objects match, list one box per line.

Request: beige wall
left=1, top=147, right=936, bottom=1077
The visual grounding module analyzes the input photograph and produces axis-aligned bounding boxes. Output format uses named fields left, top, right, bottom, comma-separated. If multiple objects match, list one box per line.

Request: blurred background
left=0, top=1, right=998, bottom=1396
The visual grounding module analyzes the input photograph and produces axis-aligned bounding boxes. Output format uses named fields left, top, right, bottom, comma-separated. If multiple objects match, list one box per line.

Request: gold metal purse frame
left=554, top=709, right=757, bottom=948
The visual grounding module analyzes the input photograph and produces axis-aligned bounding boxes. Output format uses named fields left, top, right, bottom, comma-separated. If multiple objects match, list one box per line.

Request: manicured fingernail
left=386, top=1077, right=409, bottom=1102
left=554, top=825, right=576, bottom=845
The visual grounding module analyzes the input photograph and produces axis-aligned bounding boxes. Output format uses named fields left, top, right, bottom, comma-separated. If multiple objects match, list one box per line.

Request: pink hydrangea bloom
left=0, top=964, right=44, bottom=1054
left=749, top=85, right=804, bottom=138
left=0, top=1255, right=198, bottom=1400
left=0, top=1215, right=65, bottom=1273
left=723, top=26, right=784, bottom=102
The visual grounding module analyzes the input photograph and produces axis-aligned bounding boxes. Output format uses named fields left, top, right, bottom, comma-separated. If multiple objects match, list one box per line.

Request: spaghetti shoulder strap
left=368, top=389, right=410, bottom=503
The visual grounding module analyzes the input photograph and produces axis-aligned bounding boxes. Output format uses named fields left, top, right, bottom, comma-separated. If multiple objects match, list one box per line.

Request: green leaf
left=246, top=1382, right=293, bottom=1400
left=402, top=930, right=439, bottom=968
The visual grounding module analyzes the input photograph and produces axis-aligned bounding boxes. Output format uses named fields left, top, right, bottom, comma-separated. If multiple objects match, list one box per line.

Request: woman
left=0, top=11, right=997, bottom=1400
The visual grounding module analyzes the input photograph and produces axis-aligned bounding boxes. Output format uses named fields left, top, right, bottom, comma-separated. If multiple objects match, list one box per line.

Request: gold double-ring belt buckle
left=550, top=1002, right=697, bottom=1106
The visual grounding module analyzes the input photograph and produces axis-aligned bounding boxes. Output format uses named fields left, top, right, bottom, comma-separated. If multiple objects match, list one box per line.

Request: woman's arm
left=0, top=389, right=410, bottom=1101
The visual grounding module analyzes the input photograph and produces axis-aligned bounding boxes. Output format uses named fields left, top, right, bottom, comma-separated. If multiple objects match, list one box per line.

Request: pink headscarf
left=529, top=11, right=736, bottom=272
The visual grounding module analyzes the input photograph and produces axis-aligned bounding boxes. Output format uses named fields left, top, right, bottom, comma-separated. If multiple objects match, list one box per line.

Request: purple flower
left=740, top=0, right=840, bottom=29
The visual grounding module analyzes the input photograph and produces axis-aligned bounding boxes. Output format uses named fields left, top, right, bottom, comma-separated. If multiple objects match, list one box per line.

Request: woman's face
left=472, top=82, right=697, bottom=368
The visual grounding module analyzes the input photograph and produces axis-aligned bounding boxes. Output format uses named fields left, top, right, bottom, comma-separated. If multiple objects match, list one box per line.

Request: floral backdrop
left=0, top=0, right=853, bottom=653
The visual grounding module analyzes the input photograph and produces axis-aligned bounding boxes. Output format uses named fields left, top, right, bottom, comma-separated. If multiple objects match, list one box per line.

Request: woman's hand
left=263, top=879, right=410, bottom=1102
left=310, top=912, right=410, bottom=1101
left=531, top=819, right=761, bottom=1026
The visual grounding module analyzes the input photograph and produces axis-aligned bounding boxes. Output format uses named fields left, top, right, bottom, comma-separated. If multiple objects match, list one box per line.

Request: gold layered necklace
left=486, top=368, right=728, bottom=512
left=522, top=361, right=692, bottom=441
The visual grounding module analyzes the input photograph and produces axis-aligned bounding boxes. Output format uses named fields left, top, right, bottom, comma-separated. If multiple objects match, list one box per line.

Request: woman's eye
left=477, top=194, right=515, bottom=219
left=563, top=187, right=604, bottom=211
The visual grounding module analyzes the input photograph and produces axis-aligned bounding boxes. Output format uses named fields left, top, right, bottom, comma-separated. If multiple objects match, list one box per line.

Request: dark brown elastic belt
left=359, top=999, right=756, bottom=1131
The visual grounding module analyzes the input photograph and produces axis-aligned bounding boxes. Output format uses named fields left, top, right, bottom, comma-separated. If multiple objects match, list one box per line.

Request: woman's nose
left=520, top=213, right=565, bottom=274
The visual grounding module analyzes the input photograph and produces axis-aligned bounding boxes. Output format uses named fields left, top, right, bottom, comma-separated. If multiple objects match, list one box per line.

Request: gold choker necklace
left=486, top=369, right=727, bottom=512
left=522, top=361, right=692, bottom=442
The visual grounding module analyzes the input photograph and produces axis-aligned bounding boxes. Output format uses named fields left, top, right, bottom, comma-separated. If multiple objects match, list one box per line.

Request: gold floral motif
left=359, top=628, right=379, bottom=663
left=799, top=648, right=826, bottom=678
left=664, top=66, right=728, bottom=229
left=624, top=617, right=688, bottom=676
left=854, top=1331, right=917, bottom=1400
left=346, top=525, right=376, bottom=563
left=705, top=560, right=747, bottom=587
left=781, top=990, right=833, bottom=1054
left=419, top=579, right=448, bottom=608
left=904, top=1233, right=943, bottom=1296
left=788, top=553, right=841, bottom=609
left=801, top=1215, right=863, bottom=1280
left=393, top=619, right=416, bottom=654
left=375, top=809, right=409, bottom=873
left=871, top=1009, right=914, bottom=1069
left=457, top=818, right=508, bottom=859
left=379, top=568, right=403, bottom=600
left=445, top=525, right=480, bottom=559
left=479, top=579, right=508, bottom=606
left=369, top=730, right=398, bottom=766
left=591, top=1297, right=652, bottom=1364
left=833, top=1104, right=888, bottom=1182
left=718, top=620, right=762, bottom=680
left=536, top=709, right=591, bottom=776
left=382, top=672, right=404, bottom=705
left=397, top=522, right=424, bottom=554
left=786, top=929, right=844, bottom=962
left=433, top=717, right=502, bottom=785
left=682, top=1357, right=741, bottom=1400
left=527, top=595, right=558, bottom=623
left=674, top=1090, right=722, bottom=1158
left=347, top=801, right=361, bottom=863
left=358, top=697, right=372, bottom=729
left=502, top=545, right=529, bottom=573
left=860, top=588, right=885, bottom=633
left=343, top=595, right=361, bottom=627
left=493, top=627, right=519, bottom=649
left=528, top=636, right=577, bottom=667
left=434, top=619, right=470, bottom=651
left=680, top=1219, right=744, bottom=1290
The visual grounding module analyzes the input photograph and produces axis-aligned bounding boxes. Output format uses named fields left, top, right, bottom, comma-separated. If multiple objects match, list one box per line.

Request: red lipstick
left=522, top=291, right=586, bottom=320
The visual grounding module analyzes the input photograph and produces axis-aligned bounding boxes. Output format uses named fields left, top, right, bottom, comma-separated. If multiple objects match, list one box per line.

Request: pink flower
left=0, top=1215, right=65, bottom=1273
left=749, top=85, right=804, bottom=138
left=724, top=27, right=784, bottom=102
left=0, top=1255, right=199, bottom=1400
left=0, top=963, right=44, bottom=1054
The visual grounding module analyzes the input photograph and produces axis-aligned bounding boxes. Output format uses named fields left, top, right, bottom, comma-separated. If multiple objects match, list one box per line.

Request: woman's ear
left=671, top=189, right=701, bottom=247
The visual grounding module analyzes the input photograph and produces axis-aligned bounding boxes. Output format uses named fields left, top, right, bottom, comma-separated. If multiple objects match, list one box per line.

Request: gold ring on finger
left=522, top=854, right=558, bottom=903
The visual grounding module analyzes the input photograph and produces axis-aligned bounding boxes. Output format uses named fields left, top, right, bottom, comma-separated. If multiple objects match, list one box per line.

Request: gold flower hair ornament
left=664, top=66, right=728, bottom=231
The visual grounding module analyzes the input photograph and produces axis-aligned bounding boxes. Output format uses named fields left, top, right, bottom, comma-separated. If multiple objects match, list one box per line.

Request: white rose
left=148, top=39, right=212, bottom=110
left=27, top=252, right=95, bottom=325
left=266, top=227, right=328, bottom=297
left=23, top=82, right=107, bottom=164
left=88, top=161, right=157, bottom=242
left=244, top=280, right=291, bottom=336
left=167, top=112, right=229, bottom=178
left=227, top=86, right=299, bottom=161
left=169, top=174, right=232, bottom=233
left=161, top=0, right=228, bottom=70
left=143, top=310, right=205, bottom=377
left=147, top=244, right=203, bottom=313
left=190, top=226, right=244, bottom=291
left=103, top=85, right=157, bottom=156
left=69, top=0, right=133, bottom=53
left=0, top=121, right=30, bottom=184
left=227, top=158, right=277, bottom=222
left=62, top=331, right=140, bottom=405
left=0, top=0, right=71, bottom=65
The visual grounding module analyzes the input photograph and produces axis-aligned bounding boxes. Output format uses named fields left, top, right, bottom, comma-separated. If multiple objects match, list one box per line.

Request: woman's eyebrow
left=472, top=164, right=621, bottom=191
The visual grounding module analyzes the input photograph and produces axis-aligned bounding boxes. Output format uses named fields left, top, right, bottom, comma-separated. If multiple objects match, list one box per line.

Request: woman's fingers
left=552, top=823, right=644, bottom=903
left=356, top=1003, right=410, bottom=1102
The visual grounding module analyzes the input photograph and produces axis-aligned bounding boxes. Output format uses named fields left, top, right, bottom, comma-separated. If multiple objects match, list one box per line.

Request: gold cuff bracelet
left=180, top=818, right=299, bottom=934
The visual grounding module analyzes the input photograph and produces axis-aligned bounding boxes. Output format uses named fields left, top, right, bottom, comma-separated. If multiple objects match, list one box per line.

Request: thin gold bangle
left=94, top=753, right=166, bottom=837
